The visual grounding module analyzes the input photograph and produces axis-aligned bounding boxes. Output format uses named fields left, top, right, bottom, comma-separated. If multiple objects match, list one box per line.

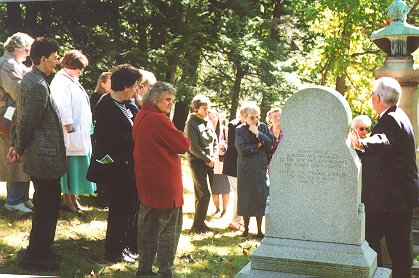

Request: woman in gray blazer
left=0, top=32, right=34, bottom=214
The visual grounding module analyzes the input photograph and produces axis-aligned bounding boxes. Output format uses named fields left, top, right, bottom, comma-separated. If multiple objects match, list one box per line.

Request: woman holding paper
left=50, top=50, right=96, bottom=212
left=0, top=32, right=34, bottom=214
left=88, top=64, right=142, bottom=263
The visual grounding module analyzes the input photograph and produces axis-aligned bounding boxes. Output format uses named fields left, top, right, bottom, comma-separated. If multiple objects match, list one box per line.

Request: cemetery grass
left=0, top=159, right=261, bottom=277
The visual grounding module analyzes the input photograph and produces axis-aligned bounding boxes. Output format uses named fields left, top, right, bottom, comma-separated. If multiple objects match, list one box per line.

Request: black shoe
left=136, top=271, right=157, bottom=277
left=123, top=248, right=139, bottom=260
left=105, top=252, right=135, bottom=263
left=19, top=254, right=59, bottom=272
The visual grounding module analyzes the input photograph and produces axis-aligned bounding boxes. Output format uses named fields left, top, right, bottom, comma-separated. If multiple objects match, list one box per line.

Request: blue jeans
left=6, top=181, right=30, bottom=205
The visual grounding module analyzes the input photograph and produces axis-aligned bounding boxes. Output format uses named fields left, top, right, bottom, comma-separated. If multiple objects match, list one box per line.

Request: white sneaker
left=24, top=200, right=34, bottom=209
left=4, top=203, right=33, bottom=213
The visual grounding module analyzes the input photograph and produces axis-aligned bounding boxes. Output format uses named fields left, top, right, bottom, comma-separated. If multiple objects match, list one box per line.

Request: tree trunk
left=6, top=3, right=22, bottom=34
left=228, top=62, right=244, bottom=121
left=172, top=48, right=201, bottom=131
left=23, top=3, right=40, bottom=35
left=335, top=12, right=350, bottom=95
left=270, top=0, right=282, bottom=40
left=335, top=75, right=346, bottom=95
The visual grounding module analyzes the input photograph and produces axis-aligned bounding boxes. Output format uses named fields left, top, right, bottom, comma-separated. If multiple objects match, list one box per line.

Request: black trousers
left=105, top=175, right=139, bottom=256
left=26, top=177, right=61, bottom=260
left=189, top=159, right=213, bottom=228
left=366, top=211, right=413, bottom=278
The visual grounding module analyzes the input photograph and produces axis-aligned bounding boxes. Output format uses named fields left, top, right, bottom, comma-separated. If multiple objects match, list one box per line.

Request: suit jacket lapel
left=371, top=106, right=397, bottom=135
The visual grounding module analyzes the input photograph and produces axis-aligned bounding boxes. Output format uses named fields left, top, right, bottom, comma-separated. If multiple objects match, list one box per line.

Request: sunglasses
left=358, top=127, right=370, bottom=132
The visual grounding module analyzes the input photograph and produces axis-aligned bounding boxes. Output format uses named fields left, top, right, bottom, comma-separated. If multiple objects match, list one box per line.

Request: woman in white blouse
left=50, top=50, right=95, bottom=212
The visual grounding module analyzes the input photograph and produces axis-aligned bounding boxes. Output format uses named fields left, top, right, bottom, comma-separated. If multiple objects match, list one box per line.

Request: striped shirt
left=113, top=99, right=133, bottom=126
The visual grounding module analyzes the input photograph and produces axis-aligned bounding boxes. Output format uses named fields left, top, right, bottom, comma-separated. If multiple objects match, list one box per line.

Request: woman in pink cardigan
left=133, top=81, right=190, bottom=278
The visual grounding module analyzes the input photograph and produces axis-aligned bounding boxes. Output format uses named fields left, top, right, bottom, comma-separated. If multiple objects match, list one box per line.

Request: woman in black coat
left=88, top=64, right=141, bottom=263
left=235, top=102, right=273, bottom=238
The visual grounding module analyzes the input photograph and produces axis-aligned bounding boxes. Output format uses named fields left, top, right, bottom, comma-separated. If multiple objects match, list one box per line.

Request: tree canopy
left=1, top=0, right=418, bottom=128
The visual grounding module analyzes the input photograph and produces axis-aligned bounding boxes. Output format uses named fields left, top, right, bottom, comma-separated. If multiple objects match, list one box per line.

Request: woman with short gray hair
left=141, top=81, right=175, bottom=106
left=133, top=81, right=190, bottom=277
left=0, top=32, right=34, bottom=214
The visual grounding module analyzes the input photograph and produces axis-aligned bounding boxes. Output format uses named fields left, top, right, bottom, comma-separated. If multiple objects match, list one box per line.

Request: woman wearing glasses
left=0, top=32, right=34, bottom=214
left=235, top=102, right=273, bottom=239
left=352, top=115, right=372, bottom=139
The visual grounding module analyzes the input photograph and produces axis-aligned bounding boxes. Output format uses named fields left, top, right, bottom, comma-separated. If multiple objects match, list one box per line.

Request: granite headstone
left=236, top=86, right=391, bottom=277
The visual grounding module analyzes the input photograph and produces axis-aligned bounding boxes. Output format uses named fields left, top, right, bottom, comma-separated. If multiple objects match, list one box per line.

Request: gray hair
left=372, top=77, right=401, bottom=106
left=139, top=69, right=157, bottom=86
left=241, top=101, right=260, bottom=117
left=266, top=107, right=282, bottom=125
left=352, top=115, right=372, bottom=128
left=4, top=32, right=34, bottom=52
left=142, top=81, right=176, bottom=106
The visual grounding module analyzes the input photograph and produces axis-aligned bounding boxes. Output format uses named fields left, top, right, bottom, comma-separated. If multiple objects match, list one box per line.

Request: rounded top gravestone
left=268, top=86, right=365, bottom=245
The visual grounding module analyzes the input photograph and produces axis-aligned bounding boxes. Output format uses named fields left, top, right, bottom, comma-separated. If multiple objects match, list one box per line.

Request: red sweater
left=133, top=104, right=190, bottom=209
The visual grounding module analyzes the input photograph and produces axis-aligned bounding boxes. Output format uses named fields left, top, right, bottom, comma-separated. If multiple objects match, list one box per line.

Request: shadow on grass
left=175, top=228, right=259, bottom=277
left=0, top=192, right=253, bottom=277
left=0, top=237, right=138, bottom=277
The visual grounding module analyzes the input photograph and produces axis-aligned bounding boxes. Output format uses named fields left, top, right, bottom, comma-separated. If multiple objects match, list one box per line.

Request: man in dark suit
left=7, top=37, right=66, bottom=271
left=352, top=77, right=419, bottom=278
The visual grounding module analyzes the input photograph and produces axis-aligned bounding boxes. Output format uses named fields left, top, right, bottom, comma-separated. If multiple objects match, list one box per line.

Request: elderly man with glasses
left=352, top=77, right=419, bottom=278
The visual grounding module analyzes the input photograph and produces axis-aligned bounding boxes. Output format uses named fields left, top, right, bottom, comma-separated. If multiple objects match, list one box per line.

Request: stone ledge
left=236, top=262, right=392, bottom=278
left=249, top=237, right=378, bottom=277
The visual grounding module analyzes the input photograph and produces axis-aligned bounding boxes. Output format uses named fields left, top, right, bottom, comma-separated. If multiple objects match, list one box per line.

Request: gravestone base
left=236, top=262, right=392, bottom=278
left=236, top=237, right=391, bottom=278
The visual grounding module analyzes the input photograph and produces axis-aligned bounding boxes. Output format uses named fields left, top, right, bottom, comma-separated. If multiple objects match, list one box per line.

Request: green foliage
left=0, top=0, right=418, bottom=123
left=293, top=0, right=391, bottom=120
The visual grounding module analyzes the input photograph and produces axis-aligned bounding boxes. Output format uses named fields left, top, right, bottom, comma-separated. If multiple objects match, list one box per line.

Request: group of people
left=0, top=33, right=189, bottom=278
left=184, top=95, right=283, bottom=238
left=0, top=31, right=417, bottom=278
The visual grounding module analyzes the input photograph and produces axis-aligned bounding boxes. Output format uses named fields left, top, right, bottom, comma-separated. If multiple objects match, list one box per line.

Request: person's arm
left=0, top=60, right=25, bottom=101
left=157, top=114, right=190, bottom=154
left=185, top=121, right=213, bottom=163
left=50, top=77, right=74, bottom=132
left=355, top=116, right=396, bottom=155
left=234, top=127, right=260, bottom=156
left=15, top=83, right=49, bottom=155
left=258, top=124, right=274, bottom=148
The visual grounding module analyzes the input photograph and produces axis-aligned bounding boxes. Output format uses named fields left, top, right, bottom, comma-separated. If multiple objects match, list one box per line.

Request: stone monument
left=236, top=86, right=391, bottom=277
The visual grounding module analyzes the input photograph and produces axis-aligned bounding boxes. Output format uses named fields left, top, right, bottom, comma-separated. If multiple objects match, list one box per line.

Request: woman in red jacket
left=133, top=81, right=190, bottom=278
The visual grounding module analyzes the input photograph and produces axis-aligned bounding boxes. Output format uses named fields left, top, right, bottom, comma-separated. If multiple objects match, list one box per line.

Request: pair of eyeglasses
left=359, top=127, right=369, bottom=132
